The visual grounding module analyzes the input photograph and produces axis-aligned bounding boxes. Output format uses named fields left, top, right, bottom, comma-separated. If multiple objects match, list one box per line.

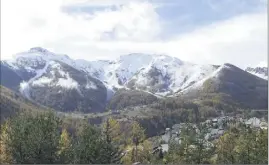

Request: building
left=245, top=117, right=261, bottom=128
left=206, top=128, right=224, bottom=140
left=161, top=128, right=171, bottom=143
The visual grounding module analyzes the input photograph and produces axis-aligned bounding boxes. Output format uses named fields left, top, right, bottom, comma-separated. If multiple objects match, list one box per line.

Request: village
left=154, top=116, right=268, bottom=153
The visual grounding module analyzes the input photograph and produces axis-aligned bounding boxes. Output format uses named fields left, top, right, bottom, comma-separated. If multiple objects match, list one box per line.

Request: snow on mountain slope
left=245, top=67, right=268, bottom=80
left=77, top=53, right=219, bottom=95
left=5, top=47, right=78, bottom=73
left=31, top=61, right=79, bottom=89
left=76, top=53, right=156, bottom=88
left=3, top=48, right=222, bottom=97
left=126, top=55, right=219, bottom=94
left=19, top=61, right=52, bottom=99
left=179, top=64, right=228, bottom=94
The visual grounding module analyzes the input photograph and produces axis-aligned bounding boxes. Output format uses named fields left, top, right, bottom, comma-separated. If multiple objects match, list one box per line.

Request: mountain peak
left=28, top=47, right=51, bottom=54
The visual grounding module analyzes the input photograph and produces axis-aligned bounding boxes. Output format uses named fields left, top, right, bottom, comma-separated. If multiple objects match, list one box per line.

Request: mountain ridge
left=1, top=47, right=268, bottom=112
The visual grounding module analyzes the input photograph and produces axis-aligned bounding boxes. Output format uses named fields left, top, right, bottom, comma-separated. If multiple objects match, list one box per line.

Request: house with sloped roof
left=245, top=117, right=261, bottom=128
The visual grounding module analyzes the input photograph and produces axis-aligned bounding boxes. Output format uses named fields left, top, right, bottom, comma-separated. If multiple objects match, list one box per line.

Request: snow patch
left=86, top=81, right=97, bottom=90
left=19, top=81, right=30, bottom=99
left=104, top=83, right=115, bottom=101
left=180, top=65, right=226, bottom=94
left=56, top=74, right=79, bottom=89
left=19, top=62, right=51, bottom=99
left=32, top=77, right=53, bottom=86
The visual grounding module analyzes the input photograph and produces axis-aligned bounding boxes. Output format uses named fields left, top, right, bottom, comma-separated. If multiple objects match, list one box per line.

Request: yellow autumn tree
left=58, top=128, right=72, bottom=163
left=0, top=121, right=13, bottom=164
left=122, top=121, right=147, bottom=164
left=102, top=117, right=122, bottom=145
left=122, top=140, right=153, bottom=164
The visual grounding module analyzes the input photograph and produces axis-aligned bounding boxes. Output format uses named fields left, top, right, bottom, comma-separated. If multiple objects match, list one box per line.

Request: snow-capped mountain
left=245, top=67, right=268, bottom=80
left=1, top=47, right=268, bottom=112
left=76, top=53, right=222, bottom=95
left=2, top=48, right=108, bottom=113
left=3, top=48, right=223, bottom=96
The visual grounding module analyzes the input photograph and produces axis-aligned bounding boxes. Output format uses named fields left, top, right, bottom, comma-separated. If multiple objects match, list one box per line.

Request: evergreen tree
left=255, top=129, right=268, bottom=164
left=101, top=118, right=123, bottom=164
left=73, top=123, right=123, bottom=164
left=191, top=124, right=214, bottom=164
left=5, top=112, right=61, bottom=164
left=216, top=131, right=237, bottom=164
left=122, top=121, right=149, bottom=164
left=102, top=117, right=122, bottom=145
left=129, top=121, right=146, bottom=163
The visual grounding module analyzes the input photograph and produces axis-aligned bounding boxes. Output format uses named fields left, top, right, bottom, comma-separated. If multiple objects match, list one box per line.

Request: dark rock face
left=0, top=62, right=23, bottom=91
left=200, top=64, right=268, bottom=109
left=127, top=66, right=171, bottom=93
left=216, top=64, right=267, bottom=109
left=1, top=60, right=108, bottom=113
left=28, top=62, right=108, bottom=113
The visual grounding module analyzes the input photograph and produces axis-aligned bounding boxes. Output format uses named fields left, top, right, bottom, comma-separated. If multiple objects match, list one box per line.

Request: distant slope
left=182, top=64, right=268, bottom=109
left=107, top=89, right=158, bottom=110
left=0, top=62, right=23, bottom=91
left=0, top=85, right=50, bottom=122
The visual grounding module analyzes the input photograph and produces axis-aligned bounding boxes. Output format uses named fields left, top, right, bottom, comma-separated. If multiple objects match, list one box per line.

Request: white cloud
left=1, top=0, right=267, bottom=69
left=1, top=0, right=160, bottom=59
left=63, top=0, right=145, bottom=7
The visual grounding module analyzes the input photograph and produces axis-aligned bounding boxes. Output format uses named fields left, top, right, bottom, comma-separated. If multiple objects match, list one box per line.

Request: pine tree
left=73, top=125, right=102, bottom=164
left=130, top=121, right=146, bottom=163
left=178, top=123, right=196, bottom=164
left=236, top=128, right=268, bottom=164
left=191, top=124, right=213, bottom=164
left=122, top=121, right=147, bottom=164
left=256, top=129, right=268, bottom=164
left=216, top=131, right=237, bottom=164
left=6, top=112, right=61, bottom=164
left=101, top=118, right=123, bottom=164
left=74, top=123, right=123, bottom=164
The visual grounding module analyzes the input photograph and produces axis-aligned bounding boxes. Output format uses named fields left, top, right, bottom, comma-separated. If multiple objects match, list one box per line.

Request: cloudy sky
left=1, top=0, right=267, bottom=68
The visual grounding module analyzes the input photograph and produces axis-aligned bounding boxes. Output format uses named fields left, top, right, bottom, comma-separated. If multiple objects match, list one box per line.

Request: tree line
left=0, top=111, right=153, bottom=164
left=0, top=111, right=267, bottom=164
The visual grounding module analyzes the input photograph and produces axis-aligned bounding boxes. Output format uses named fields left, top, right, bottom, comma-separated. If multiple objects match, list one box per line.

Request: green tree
left=122, top=121, right=147, bottom=164
left=191, top=124, right=214, bottom=164
left=129, top=121, right=146, bottom=163
left=255, top=129, right=268, bottom=164
left=5, top=111, right=61, bottom=164
left=73, top=124, right=122, bottom=164
left=102, top=118, right=123, bottom=164
left=165, top=140, right=182, bottom=163
left=102, top=117, right=122, bottom=145
left=236, top=128, right=268, bottom=164
left=216, top=131, right=237, bottom=164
